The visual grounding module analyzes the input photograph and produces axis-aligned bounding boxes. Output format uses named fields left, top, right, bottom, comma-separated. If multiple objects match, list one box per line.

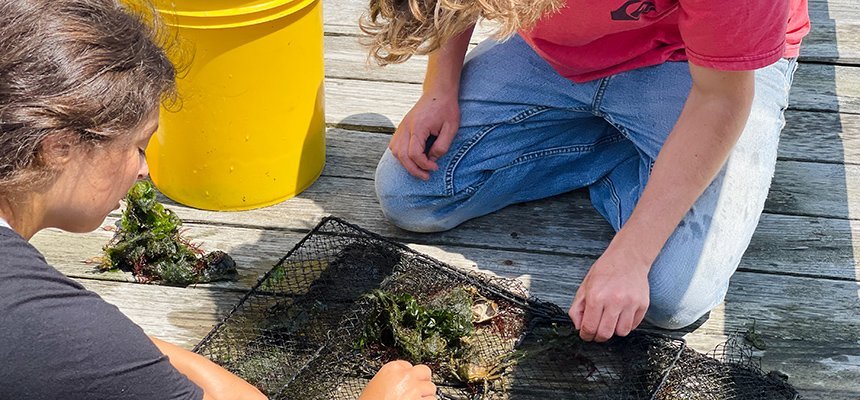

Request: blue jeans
left=375, top=35, right=799, bottom=329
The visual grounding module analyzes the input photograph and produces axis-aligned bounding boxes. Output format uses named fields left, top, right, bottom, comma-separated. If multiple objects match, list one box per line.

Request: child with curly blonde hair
left=364, top=0, right=810, bottom=342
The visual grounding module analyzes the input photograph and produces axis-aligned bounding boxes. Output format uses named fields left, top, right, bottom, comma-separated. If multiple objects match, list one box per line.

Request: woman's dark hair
left=0, top=0, right=177, bottom=191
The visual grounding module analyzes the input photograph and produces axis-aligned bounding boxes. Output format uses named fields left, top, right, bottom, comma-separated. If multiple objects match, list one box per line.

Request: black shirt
left=0, top=227, right=204, bottom=399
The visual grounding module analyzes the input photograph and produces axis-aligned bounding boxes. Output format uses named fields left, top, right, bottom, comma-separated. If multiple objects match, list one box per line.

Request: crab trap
left=194, top=217, right=802, bottom=399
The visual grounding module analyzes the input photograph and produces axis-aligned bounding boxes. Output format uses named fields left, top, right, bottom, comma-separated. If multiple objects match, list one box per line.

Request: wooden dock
left=30, top=0, right=860, bottom=398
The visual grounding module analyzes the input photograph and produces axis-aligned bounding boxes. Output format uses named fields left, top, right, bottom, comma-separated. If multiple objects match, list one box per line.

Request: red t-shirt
left=519, top=0, right=810, bottom=82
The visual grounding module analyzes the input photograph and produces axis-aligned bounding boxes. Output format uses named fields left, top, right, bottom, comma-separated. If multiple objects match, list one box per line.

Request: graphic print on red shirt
left=519, top=0, right=811, bottom=82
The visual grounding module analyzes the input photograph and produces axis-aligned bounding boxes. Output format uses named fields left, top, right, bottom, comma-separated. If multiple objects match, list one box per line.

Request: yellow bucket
left=148, top=0, right=325, bottom=211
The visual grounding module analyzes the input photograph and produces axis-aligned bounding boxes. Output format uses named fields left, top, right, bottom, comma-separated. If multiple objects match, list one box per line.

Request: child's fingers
left=595, top=306, right=621, bottom=342
left=389, top=127, right=410, bottom=163
left=402, top=155, right=431, bottom=180
left=392, top=133, right=430, bottom=180
left=579, top=299, right=602, bottom=342
left=427, top=121, right=457, bottom=161
left=569, top=291, right=585, bottom=330
left=408, top=131, right=438, bottom=172
left=385, top=360, right=413, bottom=371
left=413, top=381, right=436, bottom=396
left=410, top=364, right=432, bottom=380
left=615, top=308, right=636, bottom=337
left=631, top=305, right=648, bottom=332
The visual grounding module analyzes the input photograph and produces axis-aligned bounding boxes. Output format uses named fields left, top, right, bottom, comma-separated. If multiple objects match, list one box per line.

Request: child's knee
left=377, top=199, right=454, bottom=233
left=375, top=153, right=454, bottom=233
left=645, top=288, right=726, bottom=330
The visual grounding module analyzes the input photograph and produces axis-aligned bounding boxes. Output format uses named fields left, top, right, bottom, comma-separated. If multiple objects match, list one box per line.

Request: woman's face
left=44, top=114, right=159, bottom=233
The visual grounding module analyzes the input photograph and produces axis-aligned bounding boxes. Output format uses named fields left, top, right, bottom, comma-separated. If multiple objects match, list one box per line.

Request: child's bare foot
left=359, top=360, right=436, bottom=400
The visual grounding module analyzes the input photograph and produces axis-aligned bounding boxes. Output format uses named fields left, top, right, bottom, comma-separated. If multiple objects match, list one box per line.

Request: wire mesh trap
left=194, top=217, right=802, bottom=399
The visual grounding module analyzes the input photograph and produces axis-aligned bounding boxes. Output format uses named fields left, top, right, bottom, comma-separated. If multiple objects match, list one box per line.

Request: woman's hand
left=150, top=337, right=267, bottom=400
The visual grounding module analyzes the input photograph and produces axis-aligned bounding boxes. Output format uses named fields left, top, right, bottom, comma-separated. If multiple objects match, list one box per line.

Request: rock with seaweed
left=98, top=180, right=237, bottom=286
left=357, top=288, right=475, bottom=364
left=358, top=286, right=532, bottom=396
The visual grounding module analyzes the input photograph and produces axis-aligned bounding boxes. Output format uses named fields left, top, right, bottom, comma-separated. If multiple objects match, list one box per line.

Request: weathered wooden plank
left=329, top=127, right=860, bottom=225
left=75, top=279, right=244, bottom=349
left=165, top=173, right=856, bottom=282
left=326, top=32, right=860, bottom=86
left=325, top=25, right=860, bottom=90
left=809, top=0, right=860, bottom=22
left=326, top=76, right=860, bottom=132
left=324, top=1, right=860, bottom=66
left=323, top=67, right=860, bottom=136
left=325, top=128, right=860, bottom=223
left=790, top=63, right=860, bottom=114
left=323, top=1, right=500, bottom=39
left=768, top=160, right=860, bottom=220
left=779, top=110, right=860, bottom=165
left=321, top=0, right=360, bottom=36
left=801, top=21, right=860, bottom=65
left=325, top=35, right=429, bottom=84
left=326, top=110, right=860, bottom=185
left=32, top=167, right=858, bottom=282
left=325, top=77, right=410, bottom=130
left=322, top=82, right=860, bottom=168
left=30, top=222, right=310, bottom=290
left=52, top=235, right=860, bottom=397
left=325, top=0, right=860, bottom=37
left=325, top=115, right=860, bottom=179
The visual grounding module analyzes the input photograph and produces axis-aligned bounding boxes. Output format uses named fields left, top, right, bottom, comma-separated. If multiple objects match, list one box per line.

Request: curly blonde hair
left=361, top=0, right=563, bottom=65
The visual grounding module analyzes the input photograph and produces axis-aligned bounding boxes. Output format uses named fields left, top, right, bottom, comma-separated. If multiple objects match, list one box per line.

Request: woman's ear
left=39, top=132, right=78, bottom=169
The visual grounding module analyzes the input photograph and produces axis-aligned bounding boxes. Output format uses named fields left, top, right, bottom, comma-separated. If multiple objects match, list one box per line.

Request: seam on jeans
left=773, top=59, right=798, bottom=134
left=600, top=113, right=636, bottom=143
left=600, top=175, right=624, bottom=228
left=591, top=76, right=612, bottom=114
left=507, top=132, right=627, bottom=166
left=463, top=181, right=483, bottom=195
left=445, top=105, right=584, bottom=196
left=459, top=132, right=626, bottom=196
left=782, top=58, right=799, bottom=98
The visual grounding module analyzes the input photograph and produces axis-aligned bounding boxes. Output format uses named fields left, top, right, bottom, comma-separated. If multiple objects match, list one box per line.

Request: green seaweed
left=358, top=287, right=534, bottom=396
left=357, top=288, right=474, bottom=364
left=99, top=180, right=237, bottom=286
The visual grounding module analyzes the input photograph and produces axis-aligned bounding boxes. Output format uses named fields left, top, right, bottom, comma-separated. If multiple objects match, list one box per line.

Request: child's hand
left=388, top=92, right=460, bottom=180
left=568, top=244, right=650, bottom=343
left=359, top=360, right=437, bottom=400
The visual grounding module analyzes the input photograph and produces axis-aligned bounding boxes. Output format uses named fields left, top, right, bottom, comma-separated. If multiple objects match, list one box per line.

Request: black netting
left=194, top=217, right=802, bottom=400
left=653, top=336, right=800, bottom=400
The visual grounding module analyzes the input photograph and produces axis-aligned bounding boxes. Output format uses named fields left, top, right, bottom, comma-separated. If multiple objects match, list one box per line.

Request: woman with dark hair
left=0, top=1, right=436, bottom=399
